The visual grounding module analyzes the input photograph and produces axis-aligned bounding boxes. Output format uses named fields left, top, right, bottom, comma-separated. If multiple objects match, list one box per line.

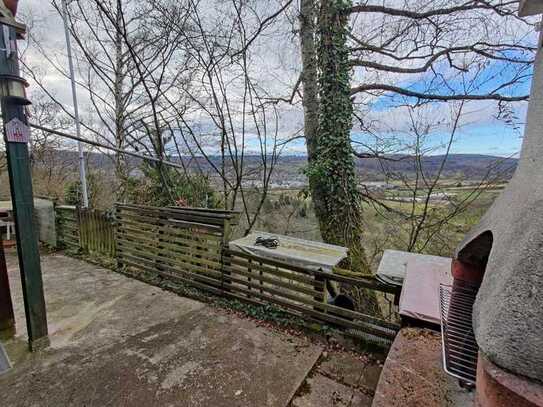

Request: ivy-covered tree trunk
left=300, top=0, right=326, bottom=223
left=306, top=0, right=369, bottom=272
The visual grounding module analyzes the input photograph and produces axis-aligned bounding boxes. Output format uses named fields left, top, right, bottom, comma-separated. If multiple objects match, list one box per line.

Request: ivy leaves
left=308, top=0, right=360, bottom=232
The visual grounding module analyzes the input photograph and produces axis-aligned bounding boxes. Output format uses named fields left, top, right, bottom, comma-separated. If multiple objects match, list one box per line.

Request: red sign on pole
left=3, top=0, right=19, bottom=17
left=5, top=117, right=29, bottom=143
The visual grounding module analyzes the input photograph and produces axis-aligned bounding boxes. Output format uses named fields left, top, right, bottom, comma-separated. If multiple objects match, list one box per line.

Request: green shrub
left=124, top=164, right=220, bottom=208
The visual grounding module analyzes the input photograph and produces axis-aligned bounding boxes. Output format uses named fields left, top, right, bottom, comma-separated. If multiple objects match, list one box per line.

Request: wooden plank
left=57, top=217, right=77, bottom=224
left=228, top=256, right=323, bottom=288
left=117, top=222, right=222, bottom=250
left=226, top=254, right=398, bottom=328
left=118, top=203, right=238, bottom=223
left=116, top=213, right=223, bottom=236
left=117, top=242, right=223, bottom=274
left=224, top=264, right=323, bottom=299
left=226, top=249, right=398, bottom=294
left=118, top=248, right=222, bottom=277
left=116, top=209, right=225, bottom=232
left=221, top=282, right=397, bottom=339
left=119, top=250, right=397, bottom=340
left=117, top=248, right=220, bottom=280
left=120, top=251, right=394, bottom=338
left=224, top=265, right=394, bottom=329
left=119, top=241, right=220, bottom=269
left=225, top=248, right=324, bottom=276
left=116, top=232, right=222, bottom=263
left=112, top=204, right=397, bottom=340
left=62, top=236, right=79, bottom=245
left=118, top=222, right=222, bottom=247
left=118, top=251, right=224, bottom=286
left=59, top=207, right=116, bottom=258
left=120, top=257, right=226, bottom=297
left=120, top=240, right=394, bottom=332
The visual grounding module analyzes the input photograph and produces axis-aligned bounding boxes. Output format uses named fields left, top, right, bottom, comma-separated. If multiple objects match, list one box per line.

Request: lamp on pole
left=0, top=0, right=49, bottom=350
left=60, top=0, right=89, bottom=208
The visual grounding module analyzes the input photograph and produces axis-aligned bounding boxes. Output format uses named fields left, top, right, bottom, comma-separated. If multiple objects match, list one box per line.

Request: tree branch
left=350, top=83, right=529, bottom=101
left=346, top=1, right=519, bottom=19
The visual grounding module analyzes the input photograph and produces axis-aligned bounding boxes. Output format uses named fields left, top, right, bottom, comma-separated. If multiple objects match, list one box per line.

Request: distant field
left=243, top=183, right=502, bottom=269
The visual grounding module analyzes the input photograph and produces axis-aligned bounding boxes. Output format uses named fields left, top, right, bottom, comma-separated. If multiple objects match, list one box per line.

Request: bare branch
left=350, top=83, right=529, bottom=101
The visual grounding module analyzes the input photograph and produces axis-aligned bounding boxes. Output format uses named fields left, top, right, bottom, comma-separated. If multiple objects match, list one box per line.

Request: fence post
left=155, top=208, right=167, bottom=280
left=76, top=205, right=82, bottom=252
left=115, top=205, right=123, bottom=270
left=314, top=272, right=326, bottom=313
left=110, top=210, right=116, bottom=258
left=220, top=218, right=232, bottom=292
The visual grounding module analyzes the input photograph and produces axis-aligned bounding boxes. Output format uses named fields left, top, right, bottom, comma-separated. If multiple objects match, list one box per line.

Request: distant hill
left=25, top=150, right=518, bottom=183
left=210, top=153, right=518, bottom=182
left=353, top=154, right=518, bottom=181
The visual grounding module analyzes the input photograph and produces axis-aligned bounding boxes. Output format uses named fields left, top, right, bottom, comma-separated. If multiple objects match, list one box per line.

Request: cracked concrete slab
left=317, top=351, right=382, bottom=394
left=290, top=351, right=381, bottom=406
left=291, top=373, right=372, bottom=407
left=318, top=351, right=369, bottom=388
left=0, top=252, right=322, bottom=407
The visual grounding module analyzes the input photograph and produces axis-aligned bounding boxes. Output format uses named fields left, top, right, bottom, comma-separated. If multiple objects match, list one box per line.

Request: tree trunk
left=300, top=0, right=337, bottom=250
left=300, top=0, right=319, bottom=161
left=303, top=0, right=369, bottom=272
left=113, top=1, right=128, bottom=201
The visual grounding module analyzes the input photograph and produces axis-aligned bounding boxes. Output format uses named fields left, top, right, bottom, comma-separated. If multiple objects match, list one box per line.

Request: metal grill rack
left=439, top=283, right=479, bottom=386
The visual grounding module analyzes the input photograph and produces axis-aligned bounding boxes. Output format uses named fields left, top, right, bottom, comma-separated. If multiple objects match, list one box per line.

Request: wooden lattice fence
left=115, top=203, right=236, bottom=289
left=79, top=208, right=116, bottom=257
left=114, top=203, right=399, bottom=345
left=55, top=205, right=80, bottom=251
left=55, top=205, right=116, bottom=258
left=56, top=203, right=400, bottom=344
left=222, top=248, right=399, bottom=344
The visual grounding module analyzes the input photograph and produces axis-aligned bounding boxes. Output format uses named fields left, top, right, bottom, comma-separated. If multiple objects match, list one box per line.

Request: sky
left=15, top=0, right=538, bottom=158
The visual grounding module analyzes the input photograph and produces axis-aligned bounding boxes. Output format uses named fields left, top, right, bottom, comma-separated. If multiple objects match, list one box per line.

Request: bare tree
left=99, top=0, right=299, bottom=233
left=362, top=100, right=518, bottom=262
left=23, top=0, right=195, bottom=200
left=297, top=0, right=534, bottom=264
left=348, top=1, right=535, bottom=118
left=28, top=90, right=75, bottom=199
left=28, top=0, right=294, bottom=232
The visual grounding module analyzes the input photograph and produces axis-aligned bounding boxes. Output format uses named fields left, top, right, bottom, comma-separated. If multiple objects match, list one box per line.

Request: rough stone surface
left=455, top=29, right=543, bottom=382
left=291, top=373, right=372, bottom=407
left=289, top=350, right=381, bottom=406
left=317, top=351, right=382, bottom=394
left=361, top=364, right=383, bottom=393
left=318, top=351, right=369, bottom=388
left=476, top=353, right=543, bottom=407
left=372, top=328, right=474, bottom=407
left=0, top=252, right=323, bottom=406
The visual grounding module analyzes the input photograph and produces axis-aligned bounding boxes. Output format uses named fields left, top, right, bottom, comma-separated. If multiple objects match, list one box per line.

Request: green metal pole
left=0, top=22, right=49, bottom=351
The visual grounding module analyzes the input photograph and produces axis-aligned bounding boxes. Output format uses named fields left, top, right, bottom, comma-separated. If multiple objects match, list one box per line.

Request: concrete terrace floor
left=0, top=251, right=380, bottom=406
